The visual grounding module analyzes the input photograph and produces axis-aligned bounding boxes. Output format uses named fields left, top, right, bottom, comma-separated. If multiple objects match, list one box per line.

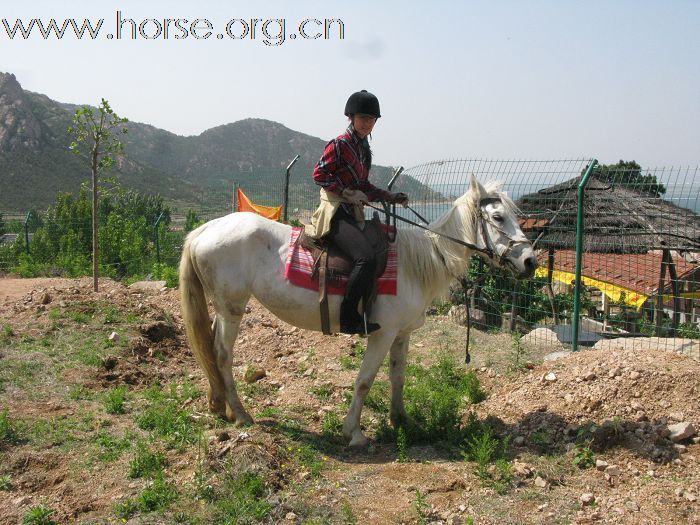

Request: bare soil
left=0, top=276, right=698, bottom=524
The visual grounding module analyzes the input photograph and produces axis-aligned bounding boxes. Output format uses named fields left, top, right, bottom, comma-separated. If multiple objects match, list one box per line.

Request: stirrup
left=340, top=320, right=381, bottom=336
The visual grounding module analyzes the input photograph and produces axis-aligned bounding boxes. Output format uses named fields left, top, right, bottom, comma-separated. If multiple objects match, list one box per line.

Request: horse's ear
left=469, top=174, right=485, bottom=200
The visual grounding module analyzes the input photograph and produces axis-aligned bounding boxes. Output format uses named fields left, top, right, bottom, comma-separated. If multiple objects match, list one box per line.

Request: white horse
left=179, top=176, right=537, bottom=447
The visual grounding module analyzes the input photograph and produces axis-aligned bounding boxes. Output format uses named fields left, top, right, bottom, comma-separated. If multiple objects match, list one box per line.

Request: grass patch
left=138, top=474, right=179, bottom=512
left=103, top=385, right=129, bottom=414
left=321, top=411, right=343, bottom=439
left=129, top=440, right=167, bottom=479
left=0, top=474, right=13, bottom=490
left=339, top=342, right=366, bottom=370
left=22, top=505, right=57, bottom=525
left=369, top=356, right=489, bottom=448
left=94, top=430, right=132, bottom=462
left=136, top=382, right=201, bottom=448
left=462, top=415, right=513, bottom=494
left=0, top=409, right=25, bottom=447
left=213, top=472, right=272, bottom=524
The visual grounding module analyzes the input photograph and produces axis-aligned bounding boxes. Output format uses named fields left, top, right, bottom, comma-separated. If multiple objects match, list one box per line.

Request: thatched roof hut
left=516, top=174, right=700, bottom=336
left=516, top=175, right=700, bottom=254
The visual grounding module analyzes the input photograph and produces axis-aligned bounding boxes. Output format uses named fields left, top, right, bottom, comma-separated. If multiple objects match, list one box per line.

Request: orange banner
left=236, top=188, right=282, bottom=221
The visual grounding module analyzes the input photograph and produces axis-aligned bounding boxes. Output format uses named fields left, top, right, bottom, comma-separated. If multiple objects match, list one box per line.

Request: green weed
left=0, top=409, right=23, bottom=447
left=22, top=505, right=56, bottom=525
left=311, top=383, right=334, bottom=401
left=414, top=489, right=429, bottom=525
left=340, top=501, right=356, bottom=525
left=114, top=499, right=138, bottom=520
left=104, top=385, right=129, bottom=414
left=396, top=426, right=409, bottom=463
left=0, top=474, right=13, bottom=490
left=138, top=474, right=178, bottom=512
left=103, top=306, right=121, bottom=324
left=129, top=441, right=167, bottom=479
left=213, top=472, right=272, bottom=523
left=1, top=324, right=13, bottom=341
left=94, top=431, right=131, bottom=462
left=462, top=416, right=513, bottom=493
left=321, top=411, right=343, bottom=438
left=572, top=439, right=595, bottom=469
left=137, top=383, right=200, bottom=447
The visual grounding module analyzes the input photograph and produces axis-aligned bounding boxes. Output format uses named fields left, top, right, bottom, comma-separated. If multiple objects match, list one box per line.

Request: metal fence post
left=283, top=155, right=300, bottom=223
left=572, top=159, right=599, bottom=352
left=24, top=211, right=31, bottom=255
left=154, top=211, right=165, bottom=265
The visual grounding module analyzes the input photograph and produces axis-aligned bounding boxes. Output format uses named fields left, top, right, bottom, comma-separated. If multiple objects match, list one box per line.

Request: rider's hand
left=389, top=192, right=409, bottom=207
left=342, top=188, right=369, bottom=206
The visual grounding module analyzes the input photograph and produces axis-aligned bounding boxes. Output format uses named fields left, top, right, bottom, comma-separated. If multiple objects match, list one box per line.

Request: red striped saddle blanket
left=284, top=227, right=397, bottom=295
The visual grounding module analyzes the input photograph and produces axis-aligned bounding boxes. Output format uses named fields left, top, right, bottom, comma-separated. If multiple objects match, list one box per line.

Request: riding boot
left=339, top=258, right=380, bottom=335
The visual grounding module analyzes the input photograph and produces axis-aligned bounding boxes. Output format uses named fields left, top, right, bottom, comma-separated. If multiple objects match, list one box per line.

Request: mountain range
left=0, top=72, right=412, bottom=212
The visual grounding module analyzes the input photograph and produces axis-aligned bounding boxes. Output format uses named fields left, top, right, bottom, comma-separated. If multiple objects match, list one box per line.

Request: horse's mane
left=397, top=180, right=516, bottom=298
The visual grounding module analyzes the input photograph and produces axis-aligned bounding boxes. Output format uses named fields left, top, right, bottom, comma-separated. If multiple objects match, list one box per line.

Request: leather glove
left=389, top=192, right=409, bottom=207
left=341, top=188, right=369, bottom=206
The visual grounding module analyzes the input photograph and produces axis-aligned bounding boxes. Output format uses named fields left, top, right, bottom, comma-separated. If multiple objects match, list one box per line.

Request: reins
left=364, top=202, right=493, bottom=258
left=367, top=197, right=527, bottom=365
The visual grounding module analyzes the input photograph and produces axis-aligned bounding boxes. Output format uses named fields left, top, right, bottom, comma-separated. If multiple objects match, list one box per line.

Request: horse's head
left=464, top=175, right=538, bottom=279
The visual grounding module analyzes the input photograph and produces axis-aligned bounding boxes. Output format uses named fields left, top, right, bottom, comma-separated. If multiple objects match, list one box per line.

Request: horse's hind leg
left=389, top=334, right=410, bottom=428
left=212, top=309, right=253, bottom=425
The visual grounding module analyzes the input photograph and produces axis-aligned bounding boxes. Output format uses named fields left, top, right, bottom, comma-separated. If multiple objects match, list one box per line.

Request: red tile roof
left=537, top=250, right=700, bottom=295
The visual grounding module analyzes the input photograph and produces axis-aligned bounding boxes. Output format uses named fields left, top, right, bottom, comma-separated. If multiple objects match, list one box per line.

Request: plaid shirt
left=312, top=126, right=392, bottom=203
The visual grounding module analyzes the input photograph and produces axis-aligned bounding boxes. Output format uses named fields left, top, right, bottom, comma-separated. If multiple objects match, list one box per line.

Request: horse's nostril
left=524, top=256, right=537, bottom=274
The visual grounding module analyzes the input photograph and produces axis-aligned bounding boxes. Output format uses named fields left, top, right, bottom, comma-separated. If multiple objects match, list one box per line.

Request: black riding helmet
left=344, top=90, right=381, bottom=118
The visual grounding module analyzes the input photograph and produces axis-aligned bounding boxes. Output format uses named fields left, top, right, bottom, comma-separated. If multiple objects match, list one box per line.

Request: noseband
left=476, top=197, right=524, bottom=268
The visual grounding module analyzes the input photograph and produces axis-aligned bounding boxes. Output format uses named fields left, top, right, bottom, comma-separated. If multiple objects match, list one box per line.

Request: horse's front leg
left=343, top=331, right=394, bottom=447
left=389, top=334, right=410, bottom=428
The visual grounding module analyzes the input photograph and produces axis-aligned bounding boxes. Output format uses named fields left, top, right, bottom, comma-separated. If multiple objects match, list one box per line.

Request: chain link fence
left=1, top=160, right=698, bottom=355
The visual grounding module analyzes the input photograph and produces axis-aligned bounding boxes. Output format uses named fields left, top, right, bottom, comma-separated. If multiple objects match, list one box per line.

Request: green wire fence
left=1, top=160, right=699, bottom=356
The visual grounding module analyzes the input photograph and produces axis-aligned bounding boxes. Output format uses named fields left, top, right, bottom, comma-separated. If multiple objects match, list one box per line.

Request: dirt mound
left=1, top=276, right=698, bottom=524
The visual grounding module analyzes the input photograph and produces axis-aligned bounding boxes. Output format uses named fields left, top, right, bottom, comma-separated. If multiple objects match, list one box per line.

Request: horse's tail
left=179, top=230, right=225, bottom=396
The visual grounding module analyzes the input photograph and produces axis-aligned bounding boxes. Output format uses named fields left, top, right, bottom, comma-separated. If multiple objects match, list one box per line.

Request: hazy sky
left=2, top=0, right=698, bottom=169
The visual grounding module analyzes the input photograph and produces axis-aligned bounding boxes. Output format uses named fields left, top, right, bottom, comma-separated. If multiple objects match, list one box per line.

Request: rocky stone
left=285, top=511, right=297, bottom=521
left=605, top=465, right=621, bottom=477
left=668, top=412, right=684, bottom=422
left=674, top=487, right=685, bottom=497
left=630, top=370, right=641, bottom=380
left=128, top=280, right=167, bottom=292
left=534, top=476, right=547, bottom=488
left=608, top=367, right=622, bottom=378
left=624, top=500, right=639, bottom=512
left=580, top=493, right=595, bottom=506
left=108, top=331, right=120, bottom=343
left=513, top=436, right=525, bottom=446
left=12, top=496, right=32, bottom=507
left=244, top=367, right=266, bottom=383
left=582, top=371, right=597, bottom=381
left=668, top=422, right=696, bottom=442
left=685, top=492, right=698, bottom=502
left=595, top=459, right=608, bottom=471
left=39, top=292, right=52, bottom=304
left=544, top=372, right=557, bottom=382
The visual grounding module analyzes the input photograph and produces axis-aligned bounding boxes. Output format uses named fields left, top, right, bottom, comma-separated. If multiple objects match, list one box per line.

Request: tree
left=593, top=160, right=666, bottom=197
left=0, top=212, right=5, bottom=236
left=68, top=99, right=128, bottom=291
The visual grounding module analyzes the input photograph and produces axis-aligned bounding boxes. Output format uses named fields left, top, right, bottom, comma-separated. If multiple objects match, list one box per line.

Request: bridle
left=367, top=196, right=532, bottom=366
left=367, top=197, right=528, bottom=266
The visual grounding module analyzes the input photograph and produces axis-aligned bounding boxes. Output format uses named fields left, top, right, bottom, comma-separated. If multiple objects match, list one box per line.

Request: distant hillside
left=0, top=72, right=429, bottom=212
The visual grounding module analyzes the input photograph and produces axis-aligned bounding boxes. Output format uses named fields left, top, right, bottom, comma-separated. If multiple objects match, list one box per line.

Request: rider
left=306, top=90, right=408, bottom=335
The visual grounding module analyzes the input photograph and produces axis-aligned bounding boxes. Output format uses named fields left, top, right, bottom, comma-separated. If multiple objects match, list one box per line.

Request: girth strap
left=318, top=250, right=332, bottom=335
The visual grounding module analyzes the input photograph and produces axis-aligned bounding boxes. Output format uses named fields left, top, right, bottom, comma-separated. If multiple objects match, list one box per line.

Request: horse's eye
left=493, top=214, right=504, bottom=223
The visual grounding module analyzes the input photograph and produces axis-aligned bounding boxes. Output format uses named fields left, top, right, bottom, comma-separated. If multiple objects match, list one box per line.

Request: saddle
left=298, top=215, right=392, bottom=335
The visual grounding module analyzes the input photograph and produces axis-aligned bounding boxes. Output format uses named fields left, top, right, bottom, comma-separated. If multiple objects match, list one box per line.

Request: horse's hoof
left=348, top=432, right=370, bottom=448
left=234, top=412, right=254, bottom=427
